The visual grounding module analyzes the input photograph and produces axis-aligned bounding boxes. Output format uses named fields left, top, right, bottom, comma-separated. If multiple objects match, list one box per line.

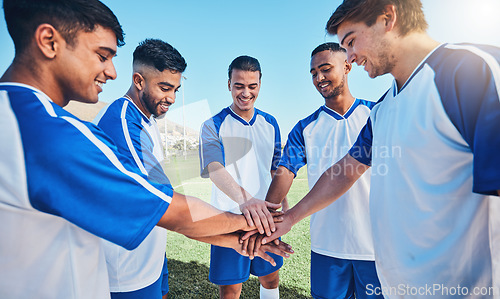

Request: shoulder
left=356, top=99, right=377, bottom=110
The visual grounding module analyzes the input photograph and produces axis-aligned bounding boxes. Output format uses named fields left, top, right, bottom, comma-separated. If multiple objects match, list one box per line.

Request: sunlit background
left=1, top=0, right=499, bottom=138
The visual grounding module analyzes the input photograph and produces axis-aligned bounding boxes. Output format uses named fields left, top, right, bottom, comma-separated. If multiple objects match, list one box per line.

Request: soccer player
left=0, top=1, right=291, bottom=298
left=93, top=39, right=185, bottom=299
left=199, top=56, right=283, bottom=299
left=258, top=0, right=500, bottom=297
left=263, top=42, right=382, bottom=299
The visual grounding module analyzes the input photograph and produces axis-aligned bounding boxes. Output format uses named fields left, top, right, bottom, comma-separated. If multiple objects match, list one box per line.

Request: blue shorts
left=111, top=256, right=169, bottom=299
left=311, top=252, right=383, bottom=299
left=209, top=245, right=283, bottom=285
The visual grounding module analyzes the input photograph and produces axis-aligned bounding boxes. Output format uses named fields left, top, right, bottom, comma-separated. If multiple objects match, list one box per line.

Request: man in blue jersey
left=262, top=42, right=382, bottom=299
left=0, top=1, right=291, bottom=298
left=93, top=39, right=185, bottom=299
left=257, top=0, right=500, bottom=298
left=199, top=56, right=283, bottom=299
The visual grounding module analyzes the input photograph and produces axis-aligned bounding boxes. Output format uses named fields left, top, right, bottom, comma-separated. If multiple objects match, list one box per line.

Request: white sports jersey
left=0, top=83, right=172, bottom=298
left=350, top=44, right=500, bottom=298
left=94, top=97, right=169, bottom=292
left=279, top=100, right=375, bottom=260
left=199, top=107, right=281, bottom=213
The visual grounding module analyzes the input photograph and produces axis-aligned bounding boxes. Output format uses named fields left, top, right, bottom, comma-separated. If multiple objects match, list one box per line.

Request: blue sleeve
left=97, top=105, right=171, bottom=186
left=278, top=122, right=307, bottom=176
left=16, top=100, right=172, bottom=250
left=199, top=118, right=224, bottom=178
left=348, top=118, right=373, bottom=166
left=432, top=44, right=500, bottom=195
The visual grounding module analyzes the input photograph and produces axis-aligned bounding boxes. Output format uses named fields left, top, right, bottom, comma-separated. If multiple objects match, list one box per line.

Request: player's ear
left=228, top=79, right=231, bottom=91
left=382, top=4, right=397, bottom=32
left=133, top=73, right=145, bottom=91
left=35, top=24, right=59, bottom=59
left=345, top=60, right=352, bottom=74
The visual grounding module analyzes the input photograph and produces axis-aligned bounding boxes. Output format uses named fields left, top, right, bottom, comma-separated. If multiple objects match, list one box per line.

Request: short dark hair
left=133, top=39, right=187, bottom=73
left=3, top=0, right=125, bottom=55
left=311, top=42, right=346, bottom=57
left=228, top=55, right=262, bottom=80
left=326, top=0, right=427, bottom=37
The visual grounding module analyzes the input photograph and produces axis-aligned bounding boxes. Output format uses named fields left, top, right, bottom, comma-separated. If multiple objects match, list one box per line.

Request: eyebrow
left=100, top=46, right=117, bottom=57
left=310, top=63, right=332, bottom=73
left=340, top=31, right=354, bottom=46
left=158, top=82, right=178, bottom=88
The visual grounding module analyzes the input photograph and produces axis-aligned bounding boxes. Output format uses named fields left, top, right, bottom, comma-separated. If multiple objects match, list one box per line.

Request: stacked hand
left=239, top=198, right=282, bottom=236
left=234, top=232, right=293, bottom=266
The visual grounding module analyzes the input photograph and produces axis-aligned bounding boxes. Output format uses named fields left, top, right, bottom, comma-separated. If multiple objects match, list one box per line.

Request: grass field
left=163, top=152, right=313, bottom=298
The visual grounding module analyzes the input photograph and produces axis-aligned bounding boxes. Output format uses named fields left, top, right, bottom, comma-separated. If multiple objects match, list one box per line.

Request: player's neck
left=230, top=104, right=254, bottom=122
left=1, top=60, right=69, bottom=107
left=324, top=92, right=355, bottom=116
left=391, top=33, right=440, bottom=91
left=125, top=87, right=151, bottom=118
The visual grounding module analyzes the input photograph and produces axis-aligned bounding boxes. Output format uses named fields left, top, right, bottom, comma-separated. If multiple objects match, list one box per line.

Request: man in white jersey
left=263, top=42, right=382, bottom=299
left=94, top=39, right=187, bottom=299
left=199, top=56, right=283, bottom=299
left=0, top=1, right=292, bottom=298
left=257, top=0, right=500, bottom=298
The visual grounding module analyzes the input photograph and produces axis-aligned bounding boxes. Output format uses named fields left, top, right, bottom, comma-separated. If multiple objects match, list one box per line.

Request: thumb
left=265, top=201, right=282, bottom=209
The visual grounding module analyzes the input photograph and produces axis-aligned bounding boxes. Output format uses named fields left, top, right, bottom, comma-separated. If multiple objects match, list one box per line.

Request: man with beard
left=263, top=43, right=382, bottom=299
left=259, top=0, right=500, bottom=297
left=94, top=40, right=290, bottom=299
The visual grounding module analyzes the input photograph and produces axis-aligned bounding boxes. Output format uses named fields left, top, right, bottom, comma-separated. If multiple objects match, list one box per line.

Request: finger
left=272, top=215, right=284, bottom=223
left=250, top=209, right=264, bottom=235
left=261, top=244, right=290, bottom=259
left=270, top=211, right=284, bottom=217
left=242, top=209, right=254, bottom=228
left=253, top=234, right=264, bottom=256
left=257, top=209, right=272, bottom=236
left=255, top=250, right=276, bottom=267
left=263, top=208, right=276, bottom=234
left=240, top=229, right=258, bottom=242
left=241, top=238, right=249, bottom=256
left=261, top=231, right=282, bottom=245
left=277, top=240, right=294, bottom=254
left=247, top=235, right=256, bottom=260
left=265, top=201, right=282, bottom=210
left=273, top=239, right=279, bottom=246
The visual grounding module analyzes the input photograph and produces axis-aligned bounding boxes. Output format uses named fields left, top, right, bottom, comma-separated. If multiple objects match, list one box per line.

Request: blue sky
left=1, top=0, right=499, bottom=137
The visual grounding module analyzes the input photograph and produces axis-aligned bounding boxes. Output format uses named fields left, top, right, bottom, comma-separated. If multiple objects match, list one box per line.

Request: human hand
left=239, top=198, right=281, bottom=236
left=237, top=233, right=293, bottom=266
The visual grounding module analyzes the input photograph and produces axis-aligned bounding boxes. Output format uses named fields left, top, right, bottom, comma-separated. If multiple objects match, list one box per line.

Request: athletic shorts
left=311, top=251, right=382, bottom=299
left=111, top=256, right=169, bottom=299
left=209, top=245, right=283, bottom=285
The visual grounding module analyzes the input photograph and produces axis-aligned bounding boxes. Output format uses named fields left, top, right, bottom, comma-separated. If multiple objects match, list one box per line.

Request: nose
left=167, top=94, right=176, bottom=104
left=347, top=50, right=356, bottom=64
left=241, top=88, right=251, bottom=98
left=104, top=61, right=117, bottom=80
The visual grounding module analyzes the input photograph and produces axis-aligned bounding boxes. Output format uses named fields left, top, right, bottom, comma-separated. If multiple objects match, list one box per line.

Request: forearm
left=207, top=162, right=252, bottom=204
left=189, top=233, right=241, bottom=249
left=287, top=154, right=368, bottom=226
left=157, top=191, right=248, bottom=238
left=265, top=166, right=294, bottom=204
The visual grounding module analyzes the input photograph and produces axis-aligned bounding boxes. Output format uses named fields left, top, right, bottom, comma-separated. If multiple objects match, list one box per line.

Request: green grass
left=163, top=153, right=313, bottom=298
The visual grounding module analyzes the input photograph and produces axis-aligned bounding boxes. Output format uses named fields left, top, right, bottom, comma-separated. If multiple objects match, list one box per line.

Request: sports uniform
left=349, top=43, right=500, bottom=298
left=94, top=96, right=171, bottom=298
left=199, top=106, right=283, bottom=284
left=0, top=83, right=172, bottom=298
left=279, top=99, right=381, bottom=298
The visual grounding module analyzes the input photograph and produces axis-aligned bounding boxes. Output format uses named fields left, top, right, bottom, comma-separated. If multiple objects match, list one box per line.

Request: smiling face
left=310, top=50, right=348, bottom=100
left=137, top=68, right=182, bottom=118
left=228, top=69, right=261, bottom=120
left=54, top=26, right=118, bottom=106
left=337, top=19, right=396, bottom=79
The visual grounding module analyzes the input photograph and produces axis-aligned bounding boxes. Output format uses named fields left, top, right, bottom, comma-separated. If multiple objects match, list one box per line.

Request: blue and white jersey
left=199, top=107, right=281, bottom=213
left=94, top=97, right=170, bottom=292
left=0, top=83, right=172, bottom=299
left=279, top=100, right=375, bottom=260
left=349, top=44, right=500, bottom=297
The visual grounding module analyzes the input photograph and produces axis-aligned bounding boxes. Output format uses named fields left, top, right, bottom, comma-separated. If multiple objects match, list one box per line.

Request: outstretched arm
left=191, top=233, right=293, bottom=267
left=259, top=153, right=369, bottom=244
left=158, top=191, right=251, bottom=238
